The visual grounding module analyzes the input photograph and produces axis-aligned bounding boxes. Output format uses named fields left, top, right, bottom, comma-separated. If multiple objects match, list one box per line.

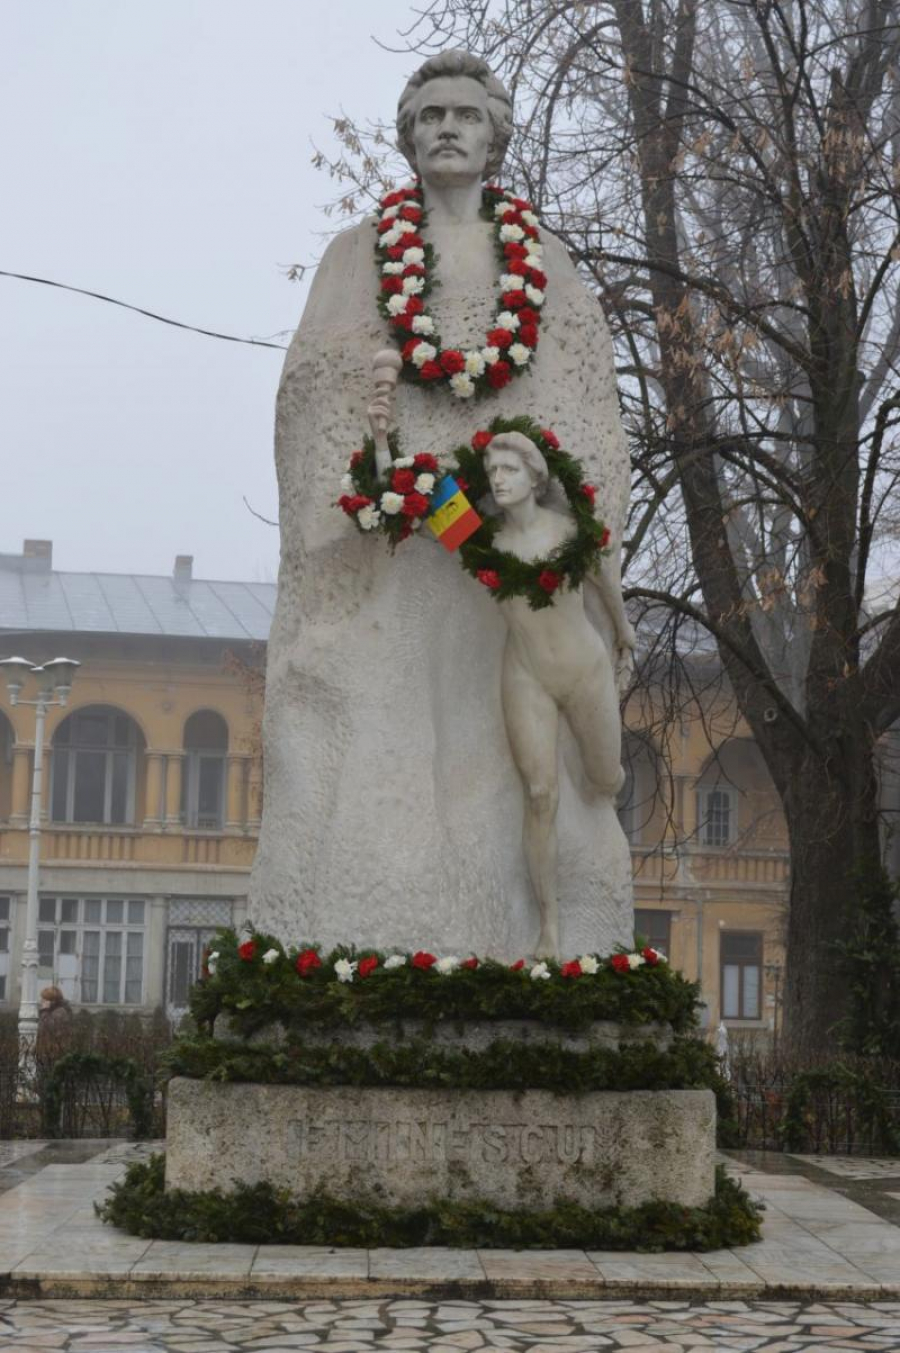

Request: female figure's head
left=484, top=431, right=550, bottom=508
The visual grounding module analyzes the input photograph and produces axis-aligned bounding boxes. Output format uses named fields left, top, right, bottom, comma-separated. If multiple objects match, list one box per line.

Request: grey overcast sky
left=1, top=0, right=421, bottom=583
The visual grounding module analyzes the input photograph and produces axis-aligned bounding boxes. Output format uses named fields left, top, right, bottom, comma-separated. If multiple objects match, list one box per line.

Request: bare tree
left=320, top=0, right=900, bottom=1047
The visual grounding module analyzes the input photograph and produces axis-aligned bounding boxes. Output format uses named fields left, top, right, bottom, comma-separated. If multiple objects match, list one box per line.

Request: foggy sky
left=1, top=0, right=419, bottom=583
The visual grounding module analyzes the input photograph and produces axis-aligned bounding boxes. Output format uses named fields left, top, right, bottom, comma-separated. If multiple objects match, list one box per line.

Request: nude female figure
left=484, top=432, right=635, bottom=956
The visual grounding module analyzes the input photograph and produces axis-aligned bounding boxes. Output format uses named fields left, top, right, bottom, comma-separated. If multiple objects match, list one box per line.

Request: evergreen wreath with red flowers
left=375, top=182, right=546, bottom=398
left=336, top=434, right=442, bottom=549
left=448, top=415, right=610, bottom=610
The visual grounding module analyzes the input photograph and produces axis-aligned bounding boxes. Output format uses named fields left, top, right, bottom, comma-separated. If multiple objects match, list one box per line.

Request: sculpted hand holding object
left=485, top=432, right=634, bottom=956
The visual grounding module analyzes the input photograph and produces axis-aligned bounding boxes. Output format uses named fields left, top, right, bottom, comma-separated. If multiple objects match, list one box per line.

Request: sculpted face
left=486, top=447, right=536, bottom=509
left=410, top=75, right=493, bottom=186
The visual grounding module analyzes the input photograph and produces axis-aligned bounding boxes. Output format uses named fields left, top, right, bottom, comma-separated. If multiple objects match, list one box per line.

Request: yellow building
left=0, top=539, right=789, bottom=1029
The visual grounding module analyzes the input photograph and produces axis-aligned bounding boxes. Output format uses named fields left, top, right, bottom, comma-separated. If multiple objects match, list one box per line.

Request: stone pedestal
left=166, top=1078, right=716, bottom=1211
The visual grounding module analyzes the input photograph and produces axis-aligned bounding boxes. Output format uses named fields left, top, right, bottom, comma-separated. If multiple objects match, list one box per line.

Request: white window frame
left=183, top=750, right=226, bottom=831
left=36, top=895, right=146, bottom=1005
left=51, top=709, right=138, bottom=826
left=720, top=930, right=763, bottom=1021
left=697, top=785, right=737, bottom=848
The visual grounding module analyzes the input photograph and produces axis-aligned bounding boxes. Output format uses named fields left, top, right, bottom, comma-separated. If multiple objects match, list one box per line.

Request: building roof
left=0, top=542, right=276, bottom=642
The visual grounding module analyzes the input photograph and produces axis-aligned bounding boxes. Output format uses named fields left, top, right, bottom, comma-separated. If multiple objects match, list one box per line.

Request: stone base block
left=166, top=1079, right=715, bottom=1210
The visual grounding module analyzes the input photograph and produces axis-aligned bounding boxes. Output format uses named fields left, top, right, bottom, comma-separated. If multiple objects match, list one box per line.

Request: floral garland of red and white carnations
left=208, top=941, right=666, bottom=983
left=375, top=182, right=546, bottom=398
left=336, top=434, right=441, bottom=548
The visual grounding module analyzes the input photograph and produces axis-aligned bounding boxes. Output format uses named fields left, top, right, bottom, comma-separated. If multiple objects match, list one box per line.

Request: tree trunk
left=781, top=722, right=883, bottom=1050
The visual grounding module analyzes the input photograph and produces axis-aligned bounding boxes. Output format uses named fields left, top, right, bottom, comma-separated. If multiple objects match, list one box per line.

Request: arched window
left=617, top=733, right=660, bottom=846
left=695, top=737, right=784, bottom=850
left=51, top=706, right=143, bottom=826
left=183, top=711, right=228, bottom=831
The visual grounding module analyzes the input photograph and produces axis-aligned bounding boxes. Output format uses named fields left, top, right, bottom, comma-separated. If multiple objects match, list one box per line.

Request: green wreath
left=449, top=416, right=610, bottom=610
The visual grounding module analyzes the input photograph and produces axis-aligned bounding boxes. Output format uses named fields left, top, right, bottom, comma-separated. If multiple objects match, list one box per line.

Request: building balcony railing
left=630, top=843, right=790, bottom=888
left=0, top=820, right=258, bottom=871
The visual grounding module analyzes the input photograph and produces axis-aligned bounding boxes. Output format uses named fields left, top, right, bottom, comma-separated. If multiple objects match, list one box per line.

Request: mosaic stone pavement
left=2, top=1297, right=900, bottom=1352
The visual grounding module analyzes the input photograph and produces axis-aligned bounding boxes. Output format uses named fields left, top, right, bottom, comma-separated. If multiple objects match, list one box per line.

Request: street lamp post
left=0, top=657, right=79, bottom=1065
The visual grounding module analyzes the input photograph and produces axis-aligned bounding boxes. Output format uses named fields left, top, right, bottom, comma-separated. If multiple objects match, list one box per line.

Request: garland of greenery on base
left=190, top=929, right=700, bottom=1038
left=41, top=1051, right=155, bottom=1140
left=165, top=1033, right=730, bottom=1099
left=98, top=1155, right=762, bottom=1251
left=450, top=416, right=610, bottom=610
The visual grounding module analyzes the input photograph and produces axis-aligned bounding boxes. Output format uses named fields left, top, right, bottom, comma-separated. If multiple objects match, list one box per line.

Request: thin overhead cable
left=0, top=270, right=289, bottom=350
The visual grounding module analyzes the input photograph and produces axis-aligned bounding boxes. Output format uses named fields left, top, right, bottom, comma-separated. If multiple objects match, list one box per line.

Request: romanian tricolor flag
left=427, top=476, right=482, bottom=551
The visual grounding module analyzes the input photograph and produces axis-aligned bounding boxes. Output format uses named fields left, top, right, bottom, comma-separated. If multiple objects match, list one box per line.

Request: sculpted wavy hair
left=396, top=50, right=514, bottom=181
left=485, top=432, right=551, bottom=503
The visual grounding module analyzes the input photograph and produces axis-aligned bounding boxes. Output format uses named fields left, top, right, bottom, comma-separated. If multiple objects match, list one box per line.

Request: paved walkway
left=0, top=1144, right=898, bottom=1302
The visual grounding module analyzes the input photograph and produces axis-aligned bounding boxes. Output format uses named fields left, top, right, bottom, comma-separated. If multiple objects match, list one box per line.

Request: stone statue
left=484, top=432, right=633, bottom=955
left=249, top=50, right=635, bottom=958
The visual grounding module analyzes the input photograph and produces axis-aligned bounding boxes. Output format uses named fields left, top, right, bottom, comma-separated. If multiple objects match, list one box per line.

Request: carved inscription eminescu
left=289, top=1119, right=596, bottom=1166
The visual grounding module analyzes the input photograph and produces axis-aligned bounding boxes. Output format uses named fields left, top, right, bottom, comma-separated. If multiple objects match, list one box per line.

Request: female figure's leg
left=501, top=647, right=561, bottom=955
left=563, top=651, right=625, bottom=799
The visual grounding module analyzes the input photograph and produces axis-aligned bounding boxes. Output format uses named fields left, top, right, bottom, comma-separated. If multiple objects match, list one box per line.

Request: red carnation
left=296, top=948, right=322, bottom=977
left=461, top=956, right=479, bottom=970
left=392, top=468, right=416, bottom=494
left=456, top=477, right=470, bottom=494
left=405, top=296, right=424, bottom=315
left=403, top=264, right=426, bottom=279
left=238, top=940, right=256, bottom=961
left=517, top=307, right=539, bottom=326
left=512, top=196, right=533, bottom=211
left=561, top=960, right=583, bottom=978
left=403, top=233, right=424, bottom=249
left=381, top=275, right=403, bottom=294
left=419, top=360, right=444, bottom=382
left=524, top=225, right=539, bottom=240
left=487, top=327, right=514, bottom=350
left=528, top=269, right=548, bottom=290
left=398, top=522, right=413, bottom=542
left=399, top=204, right=422, bottom=223
left=472, top=430, right=493, bottom=451
left=486, top=361, right=512, bottom=389
left=476, top=569, right=502, bottom=590
left=581, top=483, right=597, bottom=507
left=349, top=450, right=364, bottom=468
left=610, top=953, right=630, bottom=974
left=540, top=428, right=560, bottom=450
left=501, top=290, right=529, bottom=310
left=502, top=208, right=523, bottom=225
left=510, top=959, right=526, bottom=971
left=642, top=947, right=660, bottom=966
left=337, top=493, right=373, bottom=517
left=376, top=218, right=396, bottom=235
left=506, top=259, right=527, bottom=276
left=402, top=337, right=422, bottom=361
left=413, top=452, right=439, bottom=472
left=538, top=570, right=561, bottom=594
left=519, top=324, right=539, bottom=349
left=440, top=349, right=466, bottom=375
left=412, top=950, right=437, bottom=970
left=599, top=527, right=611, bottom=549
left=387, top=245, right=406, bottom=261
left=381, top=190, right=404, bottom=208
left=358, top=955, right=379, bottom=979
left=392, top=314, right=414, bottom=331
left=401, top=491, right=431, bottom=518
left=504, top=241, right=528, bottom=260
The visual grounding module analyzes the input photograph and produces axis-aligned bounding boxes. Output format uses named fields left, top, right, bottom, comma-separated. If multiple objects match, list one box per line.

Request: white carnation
left=464, top=350, right=486, bottom=377
left=334, top=958, right=357, bottom=983
left=340, top=473, right=354, bottom=494
left=411, top=341, right=437, bottom=368
left=499, top=223, right=525, bottom=242
left=382, top=261, right=404, bottom=275
left=415, top=473, right=435, bottom=493
left=521, top=209, right=539, bottom=227
left=500, top=273, right=522, bottom=291
left=381, top=228, right=402, bottom=248
left=396, top=219, right=416, bottom=235
left=508, top=343, right=531, bottom=367
left=393, top=456, right=414, bottom=468
left=384, top=954, right=406, bottom=970
left=380, top=492, right=404, bottom=515
left=449, top=372, right=475, bottom=399
left=525, top=241, right=544, bottom=259
left=402, top=275, right=424, bottom=296
left=481, top=345, right=500, bottom=365
left=525, top=285, right=545, bottom=306
left=627, top=952, right=646, bottom=970
left=411, top=314, right=435, bottom=335
left=262, top=948, right=280, bottom=965
left=530, top=961, right=551, bottom=981
left=357, top=505, right=381, bottom=531
left=387, top=293, right=409, bottom=315
left=380, top=207, right=398, bottom=223
left=435, top=955, right=459, bottom=975
left=524, top=254, right=543, bottom=270
left=579, top=953, right=599, bottom=975
left=206, top=951, right=219, bottom=974
left=403, top=246, right=425, bottom=265
left=495, top=310, right=520, bottom=331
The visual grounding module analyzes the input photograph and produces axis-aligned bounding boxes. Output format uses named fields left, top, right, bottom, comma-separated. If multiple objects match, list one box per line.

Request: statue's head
left=397, top=50, right=513, bottom=184
left=484, top=432, right=550, bottom=507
